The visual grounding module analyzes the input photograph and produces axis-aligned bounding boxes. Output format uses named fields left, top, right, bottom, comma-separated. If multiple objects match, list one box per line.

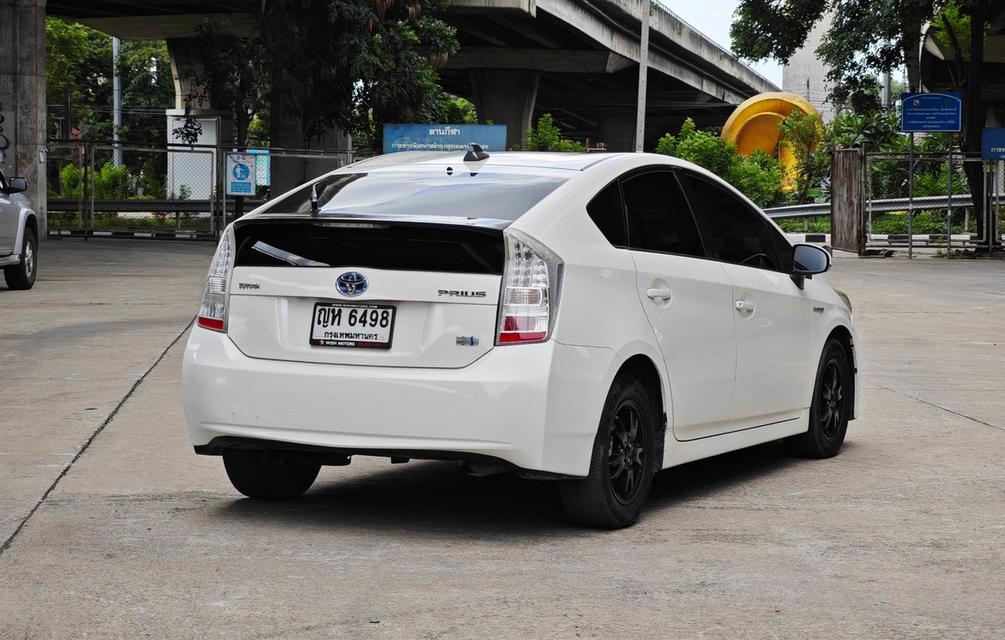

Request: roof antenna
left=463, top=143, right=489, bottom=162
left=310, top=181, right=320, bottom=216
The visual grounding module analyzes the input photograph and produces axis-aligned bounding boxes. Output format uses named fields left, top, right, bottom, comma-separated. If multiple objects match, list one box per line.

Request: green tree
left=730, top=0, right=999, bottom=244
left=46, top=18, right=174, bottom=146
left=655, top=118, right=784, bottom=207
left=117, top=40, right=175, bottom=145
left=261, top=0, right=458, bottom=150
left=358, top=11, right=459, bottom=150
left=523, top=113, right=585, bottom=152
left=45, top=18, right=111, bottom=136
left=779, top=110, right=827, bottom=204
left=827, top=109, right=902, bottom=151
left=439, top=95, right=478, bottom=124
left=190, top=20, right=270, bottom=147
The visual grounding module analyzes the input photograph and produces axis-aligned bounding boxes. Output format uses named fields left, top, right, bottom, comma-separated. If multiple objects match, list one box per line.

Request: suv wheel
left=4, top=227, right=36, bottom=290
left=223, top=451, right=321, bottom=499
left=785, top=338, right=852, bottom=458
left=558, top=375, right=657, bottom=529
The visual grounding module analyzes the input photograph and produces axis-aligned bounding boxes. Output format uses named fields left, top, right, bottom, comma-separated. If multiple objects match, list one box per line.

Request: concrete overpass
left=1, top=0, right=776, bottom=229
left=442, top=0, right=777, bottom=148
left=51, top=0, right=777, bottom=147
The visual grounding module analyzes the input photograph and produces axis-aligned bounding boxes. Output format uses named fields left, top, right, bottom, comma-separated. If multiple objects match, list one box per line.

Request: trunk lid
left=226, top=219, right=502, bottom=368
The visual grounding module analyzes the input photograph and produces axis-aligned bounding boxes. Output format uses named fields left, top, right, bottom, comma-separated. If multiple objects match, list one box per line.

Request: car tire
left=4, top=227, right=36, bottom=290
left=223, top=451, right=321, bottom=500
left=785, top=338, right=852, bottom=459
left=558, top=375, right=657, bottom=529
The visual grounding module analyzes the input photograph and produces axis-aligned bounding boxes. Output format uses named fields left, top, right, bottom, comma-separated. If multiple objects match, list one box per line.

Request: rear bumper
left=181, top=327, right=618, bottom=476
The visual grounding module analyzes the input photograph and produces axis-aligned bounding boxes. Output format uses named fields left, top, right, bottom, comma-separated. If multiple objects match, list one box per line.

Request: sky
left=664, top=0, right=784, bottom=88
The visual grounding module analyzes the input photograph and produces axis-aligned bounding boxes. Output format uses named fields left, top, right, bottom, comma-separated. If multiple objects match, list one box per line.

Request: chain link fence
left=220, top=149, right=354, bottom=227
left=45, top=142, right=359, bottom=239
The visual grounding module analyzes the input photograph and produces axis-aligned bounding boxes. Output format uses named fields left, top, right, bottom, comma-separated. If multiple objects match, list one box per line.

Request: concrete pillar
left=268, top=86, right=352, bottom=194
left=0, top=0, right=47, bottom=236
left=470, top=70, right=538, bottom=150
left=167, top=38, right=210, bottom=111
left=598, top=114, right=636, bottom=152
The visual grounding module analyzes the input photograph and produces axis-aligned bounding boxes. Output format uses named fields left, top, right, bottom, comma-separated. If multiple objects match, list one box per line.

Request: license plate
left=310, top=303, right=395, bottom=349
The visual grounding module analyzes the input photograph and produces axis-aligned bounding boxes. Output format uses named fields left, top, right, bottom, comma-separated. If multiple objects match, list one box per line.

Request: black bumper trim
left=194, top=436, right=580, bottom=480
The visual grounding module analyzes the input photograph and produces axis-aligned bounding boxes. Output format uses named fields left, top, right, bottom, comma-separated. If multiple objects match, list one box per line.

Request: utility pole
left=112, top=37, right=122, bottom=166
left=634, top=0, right=650, bottom=153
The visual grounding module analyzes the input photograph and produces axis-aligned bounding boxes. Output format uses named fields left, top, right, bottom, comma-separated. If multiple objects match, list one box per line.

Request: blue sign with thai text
left=383, top=123, right=507, bottom=154
left=901, top=92, right=962, bottom=132
left=982, top=128, right=1005, bottom=159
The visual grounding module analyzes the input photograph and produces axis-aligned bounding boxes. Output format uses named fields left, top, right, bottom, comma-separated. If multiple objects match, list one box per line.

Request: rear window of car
left=258, top=170, right=569, bottom=222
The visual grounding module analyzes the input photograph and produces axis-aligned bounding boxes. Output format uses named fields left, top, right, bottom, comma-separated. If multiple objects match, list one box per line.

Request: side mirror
left=4, top=177, right=28, bottom=194
left=792, top=243, right=830, bottom=277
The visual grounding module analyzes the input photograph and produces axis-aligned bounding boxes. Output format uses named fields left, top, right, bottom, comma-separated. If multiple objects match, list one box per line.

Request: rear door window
left=680, top=173, right=781, bottom=271
left=623, top=170, right=705, bottom=258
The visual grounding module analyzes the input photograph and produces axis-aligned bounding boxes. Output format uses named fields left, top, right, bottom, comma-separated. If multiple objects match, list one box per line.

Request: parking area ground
left=1, top=239, right=1003, bottom=639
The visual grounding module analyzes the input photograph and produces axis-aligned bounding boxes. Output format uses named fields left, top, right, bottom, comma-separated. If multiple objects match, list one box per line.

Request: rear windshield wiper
left=251, top=241, right=330, bottom=267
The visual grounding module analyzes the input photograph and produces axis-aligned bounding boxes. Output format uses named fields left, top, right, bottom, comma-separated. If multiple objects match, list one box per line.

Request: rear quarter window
left=586, top=181, right=627, bottom=246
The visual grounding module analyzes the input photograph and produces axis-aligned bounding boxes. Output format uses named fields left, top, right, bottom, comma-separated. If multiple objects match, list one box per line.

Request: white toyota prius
left=182, top=150, right=857, bottom=528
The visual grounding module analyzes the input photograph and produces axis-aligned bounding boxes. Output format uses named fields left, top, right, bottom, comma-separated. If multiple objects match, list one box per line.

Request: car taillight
left=496, top=230, right=563, bottom=345
left=197, top=227, right=235, bottom=332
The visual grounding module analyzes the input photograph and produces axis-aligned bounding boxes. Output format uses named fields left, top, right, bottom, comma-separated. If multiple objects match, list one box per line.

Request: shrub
left=57, top=162, right=132, bottom=200
left=523, top=113, right=585, bottom=152
left=656, top=118, right=784, bottom=207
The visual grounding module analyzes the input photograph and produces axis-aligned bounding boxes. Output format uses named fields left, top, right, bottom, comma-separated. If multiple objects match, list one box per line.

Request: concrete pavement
left=1, top=241, right=1003, bottom=639
left=0, top=239, right=211, bottom=547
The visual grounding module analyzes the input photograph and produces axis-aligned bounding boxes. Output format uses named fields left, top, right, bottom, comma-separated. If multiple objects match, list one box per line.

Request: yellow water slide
left=720, top=92, right=820, bottom=188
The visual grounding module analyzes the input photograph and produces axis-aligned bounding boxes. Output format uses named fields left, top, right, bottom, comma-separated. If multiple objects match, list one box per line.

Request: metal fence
left=765, top=150, right=1005, bottom=255
left=45, top=141, right=358, bottom=240
left=864, top=152, right=1002, bottom=254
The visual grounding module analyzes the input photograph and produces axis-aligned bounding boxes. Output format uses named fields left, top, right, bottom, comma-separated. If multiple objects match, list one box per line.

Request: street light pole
left=112, top=37, right=122, bottom=166
left=635, top=0, right=650, bottom=153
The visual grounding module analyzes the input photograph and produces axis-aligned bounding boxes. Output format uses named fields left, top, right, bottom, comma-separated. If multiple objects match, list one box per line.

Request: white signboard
left=226, top=153, right=255, bottom=196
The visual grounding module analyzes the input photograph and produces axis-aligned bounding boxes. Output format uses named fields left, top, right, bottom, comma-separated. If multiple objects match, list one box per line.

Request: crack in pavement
left=873, top=383, right=1004, bottom=432
left=0, top=318, right=194, bottom=558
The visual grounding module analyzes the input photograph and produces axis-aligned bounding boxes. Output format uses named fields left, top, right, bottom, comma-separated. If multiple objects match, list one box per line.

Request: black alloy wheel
left=608, top=401, right=648, bottom=504
left=559, top=375, right=657, bottom=529
left=818, top=360, right=844, bottom=440
left=785, top=338, right=851, bottom=458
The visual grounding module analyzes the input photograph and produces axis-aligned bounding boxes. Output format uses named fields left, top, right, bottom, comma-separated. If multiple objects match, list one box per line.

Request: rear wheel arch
left=825, top=325, right=856, bottom=419
left=614, top=354, right=666, bottom=470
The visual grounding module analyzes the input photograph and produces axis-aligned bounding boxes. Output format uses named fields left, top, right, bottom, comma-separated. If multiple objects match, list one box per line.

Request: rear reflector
left=498, top=331, right=547, bottom=343
left=197, top=316, right=226, bottom=331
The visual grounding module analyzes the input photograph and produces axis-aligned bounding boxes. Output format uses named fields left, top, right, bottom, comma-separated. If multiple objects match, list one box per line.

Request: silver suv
left=0, top=169, right=38, bottom=290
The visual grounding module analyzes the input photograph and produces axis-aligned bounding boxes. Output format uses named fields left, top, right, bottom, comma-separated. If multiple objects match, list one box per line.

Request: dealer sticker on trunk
left=310, top=302, right=395, bottom=349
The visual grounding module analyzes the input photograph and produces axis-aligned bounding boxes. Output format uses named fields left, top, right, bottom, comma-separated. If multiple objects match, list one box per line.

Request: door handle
left=734, top=300, right=756, bottom=312
left=646, top=287, right=672, bottom=301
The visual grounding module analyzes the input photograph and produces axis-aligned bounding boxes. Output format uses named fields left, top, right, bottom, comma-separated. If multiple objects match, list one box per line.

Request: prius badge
left=336, top=271, right=368, bottom=296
